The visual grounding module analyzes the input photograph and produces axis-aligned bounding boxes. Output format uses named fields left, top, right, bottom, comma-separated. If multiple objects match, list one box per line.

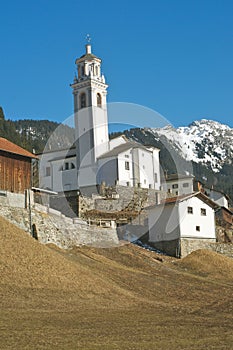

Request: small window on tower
left=97, top=93, right=102, bottom=107
left=80, top=93, right=86, bottom=109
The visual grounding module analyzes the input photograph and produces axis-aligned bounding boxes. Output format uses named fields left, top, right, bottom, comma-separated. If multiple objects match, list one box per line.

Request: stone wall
left=181, top=238, right=233, bottom=258
left=0, top=203, right=119, bottom=249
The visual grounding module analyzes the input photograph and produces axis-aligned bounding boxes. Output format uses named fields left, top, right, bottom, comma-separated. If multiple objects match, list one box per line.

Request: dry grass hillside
left=0, top=215, right=233, bottom=350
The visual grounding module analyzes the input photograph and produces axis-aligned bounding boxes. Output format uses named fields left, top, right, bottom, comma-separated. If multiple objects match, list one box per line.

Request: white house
left=147, top=192, right=219, bottom=257
left=39, top=43, right=161, bottom=195
left=162, top=173, right=195, bottom=196
left=204, top=187, right=229, bottom=209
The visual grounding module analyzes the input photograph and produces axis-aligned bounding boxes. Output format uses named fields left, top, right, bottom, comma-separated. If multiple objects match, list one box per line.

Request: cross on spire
left=86, top=34, right=91, bottom=44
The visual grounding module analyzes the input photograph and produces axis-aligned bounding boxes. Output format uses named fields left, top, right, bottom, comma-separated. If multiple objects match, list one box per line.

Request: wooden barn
left=0, top=137, right=37, bottom=193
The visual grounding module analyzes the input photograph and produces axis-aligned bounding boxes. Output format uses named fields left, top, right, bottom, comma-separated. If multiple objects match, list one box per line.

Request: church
left=39, top=43, right=161, bottom=195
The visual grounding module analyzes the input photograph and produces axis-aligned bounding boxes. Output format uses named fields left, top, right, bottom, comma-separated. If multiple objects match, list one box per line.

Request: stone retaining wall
left=0, top=203, right=119, bottom=249
left=181, top=238, right=233, bottom=258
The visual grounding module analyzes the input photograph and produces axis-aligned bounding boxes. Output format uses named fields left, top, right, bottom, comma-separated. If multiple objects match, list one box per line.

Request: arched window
left=80, top=93, right=86, bottom=109
left=97, top=93, right=102, bottom=107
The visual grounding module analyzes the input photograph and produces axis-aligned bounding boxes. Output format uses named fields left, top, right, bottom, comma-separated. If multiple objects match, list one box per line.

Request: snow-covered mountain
left=149, top=119, right=233, bottom=172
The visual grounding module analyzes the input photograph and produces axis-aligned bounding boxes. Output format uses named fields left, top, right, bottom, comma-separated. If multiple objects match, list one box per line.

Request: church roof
left=98, top=141, right=150, bottom=159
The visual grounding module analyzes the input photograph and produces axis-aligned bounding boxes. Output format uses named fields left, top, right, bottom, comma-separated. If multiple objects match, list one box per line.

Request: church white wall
left=92, top=106, right=109, bottom=159
left=137, top=149, right=159, bottom=189
left=77, top=165, right=98, bottom=188
left=39, top=150, right=76, bottom=192
left=117, top=150, right=134, bottom=187
left=50, top=158, right=77, bottom=192
left=178, top=197, right=216, bottom=239
left=153, top=149, right=161, bottom=191
left=75, top=108, right=94, bottom=168
left=109, top=136, right=127, bottom=150
left=97, top=157, right=118, bottom=186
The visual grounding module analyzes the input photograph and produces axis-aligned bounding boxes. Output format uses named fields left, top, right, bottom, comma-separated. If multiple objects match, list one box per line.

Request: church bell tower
left=71, top=42, right=109, bottom=189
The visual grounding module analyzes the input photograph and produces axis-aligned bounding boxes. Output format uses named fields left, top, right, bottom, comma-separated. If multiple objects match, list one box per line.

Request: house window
left=196, top=226, right=200, bottom=232
left=71, top=162, right=75, bottom=169
left=183, top=183, right=189, bottom=188
left=187, top=206, right=193, bottom=214
left=65, top=162, right=69, bottom=170
left=80, top=93, right=86, bottom=109
left=154, top=173, right=158, bottom=183
left=172, top=184, right=178, bottom=189
left=125, top=161, right=130, bottom=170
left=144, top=179, right=146, bottom=184
left=201, top=208, right=207, bottom=216
left=97, top=93, right=102, bottom=107
left=45, top=166, right=51, bottom=177
left=125, top=154, right=129, bottom=158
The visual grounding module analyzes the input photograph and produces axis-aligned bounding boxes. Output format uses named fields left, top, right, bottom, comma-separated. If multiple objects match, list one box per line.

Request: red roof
left=0, top=137, right=37, bottom=159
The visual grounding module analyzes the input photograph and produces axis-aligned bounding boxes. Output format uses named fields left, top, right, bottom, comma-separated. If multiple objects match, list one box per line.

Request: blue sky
left=1, top=0, right=233, bottom=128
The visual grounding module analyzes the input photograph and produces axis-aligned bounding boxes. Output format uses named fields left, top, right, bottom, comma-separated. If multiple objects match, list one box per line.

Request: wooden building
left=0, top=137, right=37, bottom=193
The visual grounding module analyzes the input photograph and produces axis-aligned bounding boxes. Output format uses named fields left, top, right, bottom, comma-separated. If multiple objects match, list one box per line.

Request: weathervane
left=86, top=34, right=91, bottom=44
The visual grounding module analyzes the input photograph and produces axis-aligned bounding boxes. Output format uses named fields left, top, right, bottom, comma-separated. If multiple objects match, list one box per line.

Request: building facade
left=0, top=137, right=36, bottom=193
left=39, top=43, right=161, bottom=195
left=147, top=192, right=219, bottom=257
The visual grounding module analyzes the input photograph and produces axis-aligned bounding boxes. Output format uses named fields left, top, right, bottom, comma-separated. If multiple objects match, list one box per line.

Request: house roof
left=162, top=173, right=195, bottom=183
left=146, top=192, right=219, bottom=210
left=98, top=141, right=156, bottom=160
left=0, top=137, right=37, bottom=159
left=204, top=186, right=230, bottom=201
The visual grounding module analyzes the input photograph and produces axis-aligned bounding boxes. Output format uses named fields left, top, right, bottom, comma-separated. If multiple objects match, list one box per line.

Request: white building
left=39, top=43, right=161, bottom=195
left=39, top=147, right=77, bottom=192
left=204, top=187, right=229, bottom=209
left=147, top=192, right=219, bottom=257
left=162, top=173, right=195, bottom=196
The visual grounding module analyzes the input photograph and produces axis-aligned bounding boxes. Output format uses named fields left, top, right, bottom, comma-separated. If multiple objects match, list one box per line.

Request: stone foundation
left=181, top=238, right=233, bottom=258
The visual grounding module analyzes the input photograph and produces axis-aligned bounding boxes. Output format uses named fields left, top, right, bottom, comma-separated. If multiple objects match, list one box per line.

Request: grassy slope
left=0, top=216, right=233, bottom=350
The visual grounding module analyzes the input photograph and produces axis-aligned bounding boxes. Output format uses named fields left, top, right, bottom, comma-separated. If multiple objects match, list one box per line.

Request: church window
left=144, top=179, right=146, bottom=184
left=125, top=154, right=129, bottom=158
left=154, top=173, right=158, bottom=183
left=125, top=161, right=130, bottom=171
left=81, top=65, right=85, bottom=76
left=97, top=93, right=102, bottom=107
left=80, top=93, right=86, bottom=109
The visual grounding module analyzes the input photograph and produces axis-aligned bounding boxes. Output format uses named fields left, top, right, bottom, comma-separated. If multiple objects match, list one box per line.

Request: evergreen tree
left=0, top=106, right=5, bottom=120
